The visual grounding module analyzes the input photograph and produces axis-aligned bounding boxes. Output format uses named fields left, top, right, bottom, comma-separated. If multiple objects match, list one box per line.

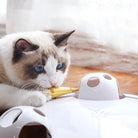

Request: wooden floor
left=63, top=65, right=138, bottom=95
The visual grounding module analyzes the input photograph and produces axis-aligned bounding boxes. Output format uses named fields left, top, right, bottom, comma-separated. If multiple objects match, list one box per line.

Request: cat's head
left=6, top=31, right=74, bottom=90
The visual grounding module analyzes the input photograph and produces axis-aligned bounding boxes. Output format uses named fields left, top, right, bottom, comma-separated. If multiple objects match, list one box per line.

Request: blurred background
left=0, top=0, right=7, bottom=24
left=0, top=0, right=138, bottom=74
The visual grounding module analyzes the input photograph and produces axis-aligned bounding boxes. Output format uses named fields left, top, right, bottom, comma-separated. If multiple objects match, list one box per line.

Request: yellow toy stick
left=47, top=87, right=79, bottom=98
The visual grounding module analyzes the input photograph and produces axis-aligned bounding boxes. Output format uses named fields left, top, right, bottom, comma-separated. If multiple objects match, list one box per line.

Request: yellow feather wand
left=46, top=87, right=79, bottom=98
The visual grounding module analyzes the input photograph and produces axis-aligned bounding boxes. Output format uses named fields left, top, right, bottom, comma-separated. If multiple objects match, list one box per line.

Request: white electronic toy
left=0, top=73, right=138, bottom=138
left=78, top=73, right=120, bottom=100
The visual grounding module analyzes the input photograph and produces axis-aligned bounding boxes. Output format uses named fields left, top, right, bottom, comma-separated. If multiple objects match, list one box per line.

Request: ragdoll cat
left=0, top=30, right=74, bottom=109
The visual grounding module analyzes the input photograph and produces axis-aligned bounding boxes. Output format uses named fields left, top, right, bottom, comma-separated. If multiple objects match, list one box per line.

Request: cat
left=0, top=30, right=74, bottom=109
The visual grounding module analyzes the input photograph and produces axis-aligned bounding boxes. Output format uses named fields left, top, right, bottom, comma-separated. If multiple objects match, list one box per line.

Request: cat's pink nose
left=50, top=82, right=57, bottom=87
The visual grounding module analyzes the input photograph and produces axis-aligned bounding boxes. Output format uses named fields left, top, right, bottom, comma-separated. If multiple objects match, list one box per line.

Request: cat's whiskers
left=38, top=85, right=46, bottom=91
left=0, top=73, right=14, bottom=85
left=38, top=80, right=49, bottom=88
left=20, top=81, right=46, bottom=91
left=11, top=79, right=21, bottom=87
left=20, top=82, right=36, bottom=90
left=0, top=73, right=7, bottom=80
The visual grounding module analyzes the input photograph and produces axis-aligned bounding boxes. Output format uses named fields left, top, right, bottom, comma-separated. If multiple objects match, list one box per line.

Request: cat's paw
left=42, top=89, right=52, bottom=101
left=23, top=92, right=47, bottom=107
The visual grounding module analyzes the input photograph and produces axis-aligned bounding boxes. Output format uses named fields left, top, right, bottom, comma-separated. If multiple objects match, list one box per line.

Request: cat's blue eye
left=56, top=63, right=63, bottom=70
left=34, top=66, right=44, bottom=73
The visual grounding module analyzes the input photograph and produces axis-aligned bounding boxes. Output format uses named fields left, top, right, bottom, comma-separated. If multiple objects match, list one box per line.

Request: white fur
left=0, top=31, right=70, bottom=109
left=0, top=84, right=47, bottom=109
left=36, top=56, right=67, bottom=88
left=0, top=31, right=54, bottom=86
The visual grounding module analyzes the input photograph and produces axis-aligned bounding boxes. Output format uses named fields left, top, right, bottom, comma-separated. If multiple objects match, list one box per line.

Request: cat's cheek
left=35, top=75, right=51, bottom=89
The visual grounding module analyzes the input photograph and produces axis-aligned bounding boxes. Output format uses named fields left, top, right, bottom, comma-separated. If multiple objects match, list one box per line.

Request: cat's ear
left=15, top=39, right=39, bottom=53
left=13, top=39, right=39, bottom=62
left=53, top=30, right=75, bottom=47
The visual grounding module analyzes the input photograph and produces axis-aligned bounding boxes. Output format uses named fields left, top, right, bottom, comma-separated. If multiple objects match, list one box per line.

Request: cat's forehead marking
left=41, top=48, right=58, bottom=65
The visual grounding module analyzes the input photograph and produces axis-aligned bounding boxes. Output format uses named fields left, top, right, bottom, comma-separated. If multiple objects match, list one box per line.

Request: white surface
left=0, top=106, right=53, bottom=138
left=0, top=109, right=22, bottom=127
left=0, top=96, right=138, bottom=138
left=39, top=96, right=138, bottom=138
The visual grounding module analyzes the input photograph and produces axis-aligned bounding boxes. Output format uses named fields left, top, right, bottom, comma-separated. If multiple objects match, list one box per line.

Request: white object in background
left=0, top=106, right=54, bottom=138
left=0, top=0, right=7, bottom=24
left=78, top=73, right=120, bottom=100
left=6, top=0, right=138, bottom=53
